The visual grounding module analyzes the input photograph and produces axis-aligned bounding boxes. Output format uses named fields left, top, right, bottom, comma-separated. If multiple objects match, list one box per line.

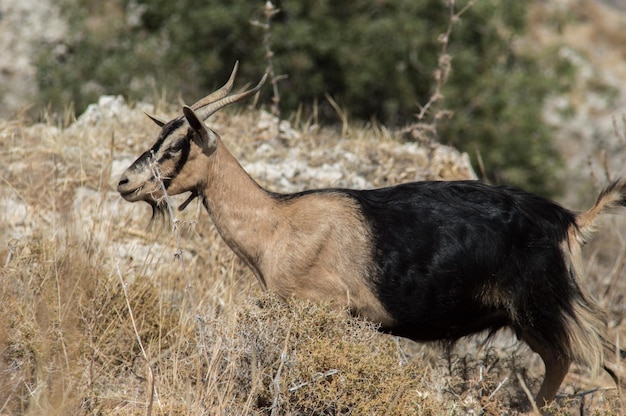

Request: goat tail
left=575, top=179, right=626, bottom=238
left=563, top=179, right=626, bottom=378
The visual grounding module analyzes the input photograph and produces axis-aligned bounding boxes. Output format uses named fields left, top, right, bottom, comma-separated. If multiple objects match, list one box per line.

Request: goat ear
left=183, top=105, right=217, bottom=151
left=144, top=112, right=166, bottom=127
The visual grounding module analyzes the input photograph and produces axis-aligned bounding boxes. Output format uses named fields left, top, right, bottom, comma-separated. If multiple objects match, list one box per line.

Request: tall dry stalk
left=251, top=1, right=287, bottom=139
left=399, top=0, right=475, bottom=147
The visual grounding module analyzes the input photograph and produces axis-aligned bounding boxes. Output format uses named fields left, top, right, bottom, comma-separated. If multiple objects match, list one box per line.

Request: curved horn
left=191, top=61, right=240, bottom=111
left=144, top=112, right=166, bottom=127
left=194, top=73, right=267, bottom=121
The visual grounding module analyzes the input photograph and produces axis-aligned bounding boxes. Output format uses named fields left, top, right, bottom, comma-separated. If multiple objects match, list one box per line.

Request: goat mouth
left=119, top=189, right=140, bottom=200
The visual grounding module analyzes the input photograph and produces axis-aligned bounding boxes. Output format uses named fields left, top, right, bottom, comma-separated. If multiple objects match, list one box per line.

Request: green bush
left=35, top=0, right=574, bottom=195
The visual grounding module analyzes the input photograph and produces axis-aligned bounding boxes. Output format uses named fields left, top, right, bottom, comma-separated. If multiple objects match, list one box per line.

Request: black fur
left=344, top=181, right=580, bottom=350
left=123, top=117, right=192, bottom=225
left=150, top=117, right=185, bottom=152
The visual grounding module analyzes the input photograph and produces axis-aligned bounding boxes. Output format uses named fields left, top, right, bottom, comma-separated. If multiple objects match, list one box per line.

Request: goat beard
left=147, top=199, right=169, bottom=230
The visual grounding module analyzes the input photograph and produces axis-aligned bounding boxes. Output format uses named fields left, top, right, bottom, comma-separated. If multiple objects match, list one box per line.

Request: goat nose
left=117, top=176, right=131, bottom=193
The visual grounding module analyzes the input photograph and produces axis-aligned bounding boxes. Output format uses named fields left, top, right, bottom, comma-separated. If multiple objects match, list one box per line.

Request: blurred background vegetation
left=35, top=0, right=577, bottom=196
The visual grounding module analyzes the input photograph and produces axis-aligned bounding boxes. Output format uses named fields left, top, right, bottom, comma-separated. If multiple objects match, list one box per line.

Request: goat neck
left=199, top=136, right=279, bottom=287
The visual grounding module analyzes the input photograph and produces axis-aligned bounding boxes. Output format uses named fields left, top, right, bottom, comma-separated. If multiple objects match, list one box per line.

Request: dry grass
left=1, top=99, right=624, bottom=415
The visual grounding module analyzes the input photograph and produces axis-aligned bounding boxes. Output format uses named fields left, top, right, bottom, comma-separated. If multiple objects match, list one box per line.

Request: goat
left=117, top=63, right=625, bottom=408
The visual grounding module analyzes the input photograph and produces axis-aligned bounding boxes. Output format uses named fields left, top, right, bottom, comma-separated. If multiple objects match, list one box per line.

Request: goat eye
left=167, top=144, right=184, bottom=154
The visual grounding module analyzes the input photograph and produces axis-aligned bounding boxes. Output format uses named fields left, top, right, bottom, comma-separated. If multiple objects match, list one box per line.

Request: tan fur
left=272, top=193, right=394, bottom=326
left=478, top=284, right=517, bottom=321
left=198, top=138, right=395, bottom=327
left=560, top=238, right=608, bottom=375
left=576, top=180, right=626, bottom=237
